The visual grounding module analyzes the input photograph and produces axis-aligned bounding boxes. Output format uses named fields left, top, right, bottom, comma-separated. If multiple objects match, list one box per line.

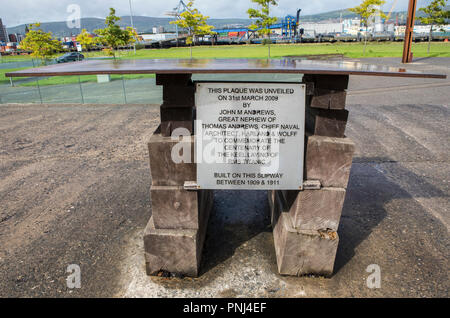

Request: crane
left=295, top=9, right=302, bottom=38
left=164, top=0, right=190, bottom=38
left=385, top=0, right=399, bottom=24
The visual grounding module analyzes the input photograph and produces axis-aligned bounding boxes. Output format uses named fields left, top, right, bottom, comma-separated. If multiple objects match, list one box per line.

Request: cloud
left=2, top=0, right=432, bottom=27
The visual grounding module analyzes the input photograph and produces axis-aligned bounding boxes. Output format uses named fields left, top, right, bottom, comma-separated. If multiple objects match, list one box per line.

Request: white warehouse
left=300, top=22, right=344, bottom=34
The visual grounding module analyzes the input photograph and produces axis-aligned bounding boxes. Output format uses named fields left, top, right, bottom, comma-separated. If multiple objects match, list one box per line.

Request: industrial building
left=152, top=26, right=165, bottom=34
left=141, top=33, right=177, bottom=41
left=0, top=18, right=9, bottom=43
left=301, top=22, right=344, bottom=35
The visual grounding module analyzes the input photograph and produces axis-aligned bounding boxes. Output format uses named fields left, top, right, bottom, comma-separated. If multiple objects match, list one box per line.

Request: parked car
left=56, top=52, right=84, bottom=63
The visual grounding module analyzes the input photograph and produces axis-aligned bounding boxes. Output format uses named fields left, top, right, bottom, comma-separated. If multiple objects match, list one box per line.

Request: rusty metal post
left=402, top=0, right=417, bottom=63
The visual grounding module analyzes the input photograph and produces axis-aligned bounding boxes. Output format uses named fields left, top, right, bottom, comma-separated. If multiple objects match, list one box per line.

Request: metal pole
left=78, top=76, right=84, bottom=104
left=122, top=76, right=127, bottom=104
left=129, top=0, right=136, bottom=55
left=36, top=79, right=43, bottom=104
left=402, top=0, right=417, bottom=63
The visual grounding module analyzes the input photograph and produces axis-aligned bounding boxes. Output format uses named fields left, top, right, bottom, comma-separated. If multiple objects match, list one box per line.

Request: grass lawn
left=2, top=42, right=448, bottom=86
left=86, top=42, right=450, bottom=59
left=0, top=67, right=29, bottom=85
left=0, top=56, right=34, bottom=63
left=1, top=54, right=154, bottom=86
left=1, top=66, right=154, bottom=86
left=17, top=73, right=155, bottom=87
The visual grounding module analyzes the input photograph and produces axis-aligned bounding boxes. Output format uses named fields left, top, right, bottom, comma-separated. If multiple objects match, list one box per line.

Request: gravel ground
left=0, top=57, right=448, bottom=297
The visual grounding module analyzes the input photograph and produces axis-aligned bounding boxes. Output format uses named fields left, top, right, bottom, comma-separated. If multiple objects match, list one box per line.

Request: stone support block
left=148, top=128, right=195, bottom=186
left=303, top=74, right=349, bottom=90
left=144, top=190, right=213, bottom=277
left=271, top=191, right=339, bottom=277
left=279, top=188, right=346, bottom=231
left=305, top=107, right=349, bottom=138
left=273, top=210, right=339, bottom=277
left=303, top=74, right=349, bottom=110
left=156, top=73, right=192, bottom=86
left=160, top=107, right=194, bottom=137
left=156, top=73, right=195, bottom=136
left=305, top=135, right=355, bottom=188
left=151, top=185, right=200, bottom=229
left=162, top=85, right=195, bottom=107
left=309, top=89, right=347, bottom=110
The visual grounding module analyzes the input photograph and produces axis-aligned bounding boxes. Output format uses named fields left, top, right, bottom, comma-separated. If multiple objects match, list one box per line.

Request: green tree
left=19, top=23, right=62, bottom=63
left=170, top=1, right=215, bottom=58
left=349, top=0, right=386, bottom=56
left=95, top=8, right=133, bottom=58
left=417, top=0, right=448, bottom=53
left=76, top=29, right=99, bottom=57
left=247, top=0, right=278, bottom=59
left=126, top=26, right=139, bottom=48
left=445, top=9, right=450, bottom=19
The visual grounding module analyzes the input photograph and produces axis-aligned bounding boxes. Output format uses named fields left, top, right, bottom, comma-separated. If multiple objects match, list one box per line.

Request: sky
left=1, top=0, right=433, bottom=27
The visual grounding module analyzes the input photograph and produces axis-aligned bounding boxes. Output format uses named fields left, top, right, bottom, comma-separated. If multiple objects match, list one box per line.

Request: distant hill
left=300, top=9, right=357, bottom=22
left=7, top=18, right=106, bottom=37
left=6, top=16, right=254, bottom=37
left=300, top=6, right=450, bottom=24
left=6, top=6, right=449, bottom=37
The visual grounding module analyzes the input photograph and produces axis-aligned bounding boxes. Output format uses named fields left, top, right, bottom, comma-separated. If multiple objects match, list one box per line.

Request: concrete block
left=280, top=187, right=346, bottom=231
left=151, top=185, right=199, bottom=229
left=96, top=74, right=111, bottom=83
left=148, top=128, right=195, bottom=186
left=144, top=190, right=213, bottom=277
left=305, top=135, right=355, bottom=188
left=272, top=202, right=339, bottom=277
left=305, top=107, right=349, bottom=137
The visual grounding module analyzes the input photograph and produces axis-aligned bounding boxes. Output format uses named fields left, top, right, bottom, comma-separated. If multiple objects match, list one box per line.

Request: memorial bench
left=6, top=58, right=446, bottom=277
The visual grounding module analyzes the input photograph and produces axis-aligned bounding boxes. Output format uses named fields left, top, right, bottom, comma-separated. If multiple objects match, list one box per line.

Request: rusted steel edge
left=5, top=69, right=447, bottom=79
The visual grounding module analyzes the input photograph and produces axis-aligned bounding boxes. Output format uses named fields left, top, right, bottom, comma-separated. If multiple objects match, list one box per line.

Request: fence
left=0, top=56, right=164, bottom=104
left=0, top=57, right=304, bottom=105
left=0, top=75, right=166, bottom=105
left=1, top=76, right=166, bottom=105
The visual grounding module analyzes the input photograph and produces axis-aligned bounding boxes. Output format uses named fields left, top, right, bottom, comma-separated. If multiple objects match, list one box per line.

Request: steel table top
left=5, top=58, right=447, bottom=79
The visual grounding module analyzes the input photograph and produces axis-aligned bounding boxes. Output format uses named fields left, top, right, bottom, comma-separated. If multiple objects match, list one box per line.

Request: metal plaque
left=195, top=82, right=305, bottom=190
